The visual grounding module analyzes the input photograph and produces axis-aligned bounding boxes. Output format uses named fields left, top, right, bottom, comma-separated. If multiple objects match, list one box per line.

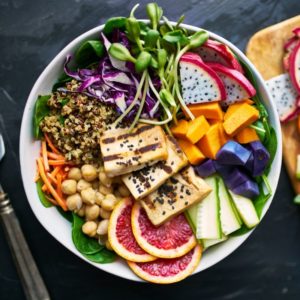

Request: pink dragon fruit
left=179, top=52, right=226, bottom=104
left=289, top=41, right=300, bottom=94
left=195, top=39, right=244, bottom=73
left=207, top=63, right=256, bottom=106
left=266, top=73, right=300, bottom=122
left=283, top=28, right=300, bottom=71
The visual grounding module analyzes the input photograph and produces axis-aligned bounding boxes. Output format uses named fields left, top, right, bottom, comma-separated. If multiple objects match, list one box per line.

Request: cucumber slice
left=218, top=178, right=242, bottom=235
left=185, top=203, right=198, bottom=233
left=229, top=191, right=259, bottom=228
left=196, top=177, right=221, bottom=239
left=202, top=234, right=228, bottom=250
left=297, top=155, right=300, bottom=179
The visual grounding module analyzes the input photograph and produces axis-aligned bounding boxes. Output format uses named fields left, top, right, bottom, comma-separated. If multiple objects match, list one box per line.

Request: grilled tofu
left=122, top=136, right=188, bottom=200
left=100, top=124, right=168, bottom=177
left=140, top=166, right=212, bottom=226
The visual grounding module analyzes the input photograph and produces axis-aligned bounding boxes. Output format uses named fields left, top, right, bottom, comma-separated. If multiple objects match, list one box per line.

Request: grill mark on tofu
left=102, top=137, right=116, bottom=144
left=134, top=143, right=161, bottom=154
left=117, top=125, right=154, bottom=141
left=103, top=154, right=121, bottom=162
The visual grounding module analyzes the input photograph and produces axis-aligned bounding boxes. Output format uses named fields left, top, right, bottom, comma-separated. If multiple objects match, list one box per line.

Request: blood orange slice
left=128, top=245, right=202, bottom=284
left=131, top=202, right=196, bottom=258
left=108, top=198, right=156, bottom=262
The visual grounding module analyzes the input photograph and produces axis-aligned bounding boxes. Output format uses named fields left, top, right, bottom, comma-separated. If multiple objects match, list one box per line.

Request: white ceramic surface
left=20, top=22, right=282, bottom=282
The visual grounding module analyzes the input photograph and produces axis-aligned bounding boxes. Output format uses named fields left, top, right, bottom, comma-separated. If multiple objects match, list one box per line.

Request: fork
left=0, top=133, right=50, bottom=300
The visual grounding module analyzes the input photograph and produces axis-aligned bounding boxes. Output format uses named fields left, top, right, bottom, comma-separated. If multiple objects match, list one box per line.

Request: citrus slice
left=108, top=198, right=156, bottom=262
left=128, top=245, right=202, bottom=284
left=131, top=202, right=196, bottom=258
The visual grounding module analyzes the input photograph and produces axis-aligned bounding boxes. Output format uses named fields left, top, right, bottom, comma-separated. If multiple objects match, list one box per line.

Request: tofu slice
left=100, top=124, right=168, bottom=177
left=122, top=136, right=188, bottom=200
left=140, top=166, right=212, bottom=226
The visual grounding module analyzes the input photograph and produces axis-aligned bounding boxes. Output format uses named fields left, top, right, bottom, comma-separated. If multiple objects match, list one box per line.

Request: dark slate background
left=0, top=0, right=300, bottom=299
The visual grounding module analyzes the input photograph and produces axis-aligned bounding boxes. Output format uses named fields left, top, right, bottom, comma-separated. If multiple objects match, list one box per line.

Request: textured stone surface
left=0, top=0, right=300, bottom=299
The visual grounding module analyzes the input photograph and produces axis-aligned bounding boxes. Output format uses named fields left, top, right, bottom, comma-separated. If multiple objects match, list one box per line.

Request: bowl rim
left=19, top=21, right=282, bottom=282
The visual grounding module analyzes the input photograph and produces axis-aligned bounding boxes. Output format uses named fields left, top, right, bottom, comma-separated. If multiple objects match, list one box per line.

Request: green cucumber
left=296, top=155, right=300, bottom=179
left=229, top=191, right=259, bottom=229
left=202, top=234, right=228, bottom=250
left=218, top=178, right=242, bottom=235
left=196, top=177, right=221, bottom=239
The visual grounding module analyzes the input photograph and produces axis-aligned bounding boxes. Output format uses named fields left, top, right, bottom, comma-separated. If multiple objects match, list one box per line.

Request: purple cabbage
left=61, top=33, right=161, bottom=121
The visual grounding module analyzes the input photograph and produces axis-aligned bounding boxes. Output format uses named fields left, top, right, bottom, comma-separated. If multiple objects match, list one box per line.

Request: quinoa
left=40, top=80, right=116, bottom=164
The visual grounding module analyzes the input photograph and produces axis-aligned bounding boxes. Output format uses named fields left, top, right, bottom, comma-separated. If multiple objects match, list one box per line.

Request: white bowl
left=20, top=22, right=282, bottom=282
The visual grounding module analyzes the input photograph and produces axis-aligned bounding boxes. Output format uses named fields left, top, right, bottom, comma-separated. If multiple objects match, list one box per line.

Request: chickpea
left=101, top=194, right=118, bottom=211
left=99, top=171, right=112, bottom=187
left=66, top=193, right=82, bottom=211
left=97, top=219, right=109, bottom=235
left=61, top=179, right=77, bottom=195
left=85, top=204, right=100, bottom=221
left=118, top=185, right=131, bottom=197
left=68, top=167, right=82, bottom=181
left=77, top=179, right=92, bottom=192
left=105, top=239, right=113, bottom=251
left=95, top=192, right=105, bottom=206
left=99, top=184, right=113, bottom=195
left=114, top=190, right=122, bottom=198
left=76, top=204, right=86, bottom=217
left=99, top=208, right=111, bottom=219
left=82, top=221, right=97, bottom=237
left=81, top=187, right=96, bottom=205
left=91, top=181, right=99, bottom=190
left=81, top=164, right=98, bottom=182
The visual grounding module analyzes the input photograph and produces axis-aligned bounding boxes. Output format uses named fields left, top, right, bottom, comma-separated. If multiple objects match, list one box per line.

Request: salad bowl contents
left=20, top=3, right=281, bottom=283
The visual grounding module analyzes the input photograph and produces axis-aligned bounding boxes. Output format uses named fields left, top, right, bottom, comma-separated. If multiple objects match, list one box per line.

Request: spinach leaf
left=36, top=179, right=52, bottom=207
left=103, top=17, right=126, bottom=35
left=59, top=115, right=65, bottom=126
left=58, top=98, right=69, bottom=106
left=75, top=40, right=104, bottom=67
left=52, top=72, right=72, bottom=92
left=83, top=248, right=116, bottom=264
left=72, top=213, right=103, bottom=254
left=263, top=127, right=277, bottom=175
left=230, top=224, right=251, bottom=236
left=33, top=95, right=50, bottom=139
left=56, top=206, right=73, bottom=222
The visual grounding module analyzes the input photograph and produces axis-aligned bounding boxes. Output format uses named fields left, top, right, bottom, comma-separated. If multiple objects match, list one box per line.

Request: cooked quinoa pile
left=40, top=80, right=116, bottom=164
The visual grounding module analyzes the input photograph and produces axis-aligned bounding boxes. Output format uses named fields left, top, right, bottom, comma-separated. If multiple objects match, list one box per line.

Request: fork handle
left=0, top=192, right=50, bottom=300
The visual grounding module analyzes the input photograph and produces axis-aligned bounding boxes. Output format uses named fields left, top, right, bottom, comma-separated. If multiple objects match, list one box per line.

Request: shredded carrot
left=34, top=161, right=40, bottom=182
left=56, top=173, right=63, bottom=198
left=45, top=195, right=58, bottom=206
left=47, top=152, right=65, bottom=160
left=42, top=185, right=49, bottom=192
left=41, top=141, right=50, bottom=171
left=44, top=133, right=60, bottom=154
left=48, top=159, right=67, bottom=166
left=37, top=158, right=67, bottom=211
left=46, top=172, right=58, bottom=185
left=42, top=167, right=61, bottom=190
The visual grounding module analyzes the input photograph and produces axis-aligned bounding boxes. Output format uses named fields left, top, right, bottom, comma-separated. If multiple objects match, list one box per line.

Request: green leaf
left=135, top=51, right=152, bottom=73
left=103, top=17, right=126, bottom=35
left=252, top=120, right=266, bottom=142
left=33, top=95, right=51, bottom=139
left=72, top=213, right=103, bottom=255
left=263, top=127, right=277, bottom=175
left=144, top=29, right=160, bottom=48
left=36, top=180, right=52, bottom=207
left=163, top=30, right=189, bottom=45
left=188, top=31, right=209, bottom=48
left=138, top=21, right=151, bottom=36
left=109, top=43, right=136, bottom=62
left=75, top=40, right=104, bottom=67
left=83, top=248, right=116, bottom=264
left=56, top=206, right=73, bottom=222
left=58, top=98, right=69, bottom=106
left=52, top=73, right=72, bottom=92
left=59, top=115, right=66, bottom=126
